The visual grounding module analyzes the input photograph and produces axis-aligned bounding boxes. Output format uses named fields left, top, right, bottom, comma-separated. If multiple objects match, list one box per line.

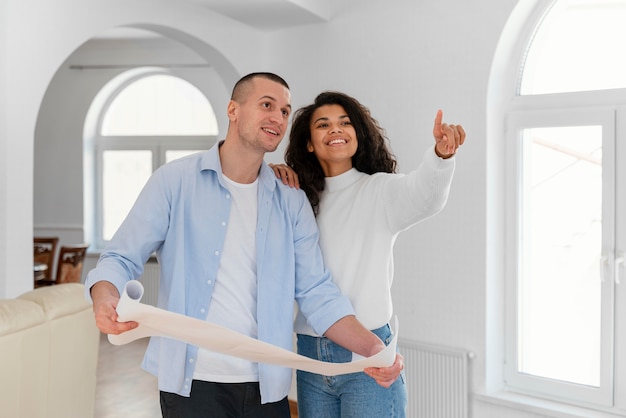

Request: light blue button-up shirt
left=85, top=142, right=354, bottom=403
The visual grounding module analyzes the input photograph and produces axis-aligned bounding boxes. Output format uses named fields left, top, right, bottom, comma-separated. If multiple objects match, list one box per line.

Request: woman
left=273, top=91, right=465, bottom=417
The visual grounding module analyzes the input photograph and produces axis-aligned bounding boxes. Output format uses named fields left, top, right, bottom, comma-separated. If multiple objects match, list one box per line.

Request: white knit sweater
left=294, top=148, right=456, bottom=335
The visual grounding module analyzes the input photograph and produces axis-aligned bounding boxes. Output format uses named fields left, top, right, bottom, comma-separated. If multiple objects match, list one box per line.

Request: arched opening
left=33, top=25, right=234, bottom=253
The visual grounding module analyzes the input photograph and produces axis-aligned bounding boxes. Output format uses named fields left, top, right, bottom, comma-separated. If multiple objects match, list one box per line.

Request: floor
left=95, top=333, right=161, bottom=417
left=95, top=333, right=298, bottom=417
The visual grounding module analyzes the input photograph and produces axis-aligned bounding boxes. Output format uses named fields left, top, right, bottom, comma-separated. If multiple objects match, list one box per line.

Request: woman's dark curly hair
left=285, top=91, right=397, bottom=215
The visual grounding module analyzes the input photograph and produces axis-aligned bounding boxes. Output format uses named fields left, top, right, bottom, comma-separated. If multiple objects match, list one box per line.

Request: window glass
left=101, top=74, right=218, bottom=136
left=520, top=0, right=626, bottom=95
left=102, top=150, right=152, bottom=240
left=165, top=150, right=202, bottom=163
left=518, top=126, right=603, bottom=387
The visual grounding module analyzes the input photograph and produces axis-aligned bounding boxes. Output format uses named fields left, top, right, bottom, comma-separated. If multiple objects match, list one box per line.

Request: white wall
left=272, top=0, right=518, bottom=402
left=0, top=0, right=8, bottom=298
left=4, top=0, right=580, bottom=416
left=33, top=36, right=231, bottom=246
left=2, top=0, right=262, bottom=298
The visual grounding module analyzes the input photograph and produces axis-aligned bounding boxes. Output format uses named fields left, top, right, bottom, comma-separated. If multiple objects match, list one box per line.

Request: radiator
left=398, top=339, right=473, bottom=418
left=138, top=261, right=160, bottom=306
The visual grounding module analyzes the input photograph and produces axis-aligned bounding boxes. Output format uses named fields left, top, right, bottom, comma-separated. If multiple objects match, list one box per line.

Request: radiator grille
left=399, top=339, right=472, bottom=418
left=138, top=262, right=160, bottom=306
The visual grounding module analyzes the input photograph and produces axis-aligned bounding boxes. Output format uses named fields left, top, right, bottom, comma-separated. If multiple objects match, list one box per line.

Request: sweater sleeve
left=381, top=147, right=456, bottom=233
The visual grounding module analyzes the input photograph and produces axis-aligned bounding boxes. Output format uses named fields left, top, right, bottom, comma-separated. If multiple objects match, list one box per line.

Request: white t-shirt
left=194, top=175, right=259, bottom=383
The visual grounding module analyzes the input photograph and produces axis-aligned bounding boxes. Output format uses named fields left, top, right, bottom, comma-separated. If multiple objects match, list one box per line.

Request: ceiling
left=189, top=0, right=332, bottom=30
left=96, top=0, right=332, bottom=39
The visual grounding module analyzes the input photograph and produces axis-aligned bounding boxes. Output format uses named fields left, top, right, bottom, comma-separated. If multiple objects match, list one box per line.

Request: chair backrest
left=33, top=237, right=59, bottom=280
left=56, top=243, right=89, bottom=284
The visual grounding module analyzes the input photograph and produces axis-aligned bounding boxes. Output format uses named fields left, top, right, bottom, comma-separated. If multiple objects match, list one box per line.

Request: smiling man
left=86, top=72, right=403, bottom=418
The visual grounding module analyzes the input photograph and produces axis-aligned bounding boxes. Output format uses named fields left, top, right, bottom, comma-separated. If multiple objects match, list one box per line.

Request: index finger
left=433, top=109, right=443, bottom=137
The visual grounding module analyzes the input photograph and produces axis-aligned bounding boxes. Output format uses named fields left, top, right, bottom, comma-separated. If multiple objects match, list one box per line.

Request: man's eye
left=282, top=110, right=289, bottom=117
left=262, top=102, right=271, bottom=108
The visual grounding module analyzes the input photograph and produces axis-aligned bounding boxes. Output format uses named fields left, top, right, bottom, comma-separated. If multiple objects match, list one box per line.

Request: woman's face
left=307, top=104, right=358, bottom=177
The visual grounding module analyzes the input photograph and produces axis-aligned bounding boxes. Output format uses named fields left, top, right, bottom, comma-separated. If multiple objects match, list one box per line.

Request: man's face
left=232, top=77, right=292, bottom=154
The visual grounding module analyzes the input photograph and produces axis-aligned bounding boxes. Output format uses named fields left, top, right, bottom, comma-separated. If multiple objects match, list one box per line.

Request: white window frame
left=504, top=104, right=616, bottom=408
left=493, top=0, right=626, bottom=414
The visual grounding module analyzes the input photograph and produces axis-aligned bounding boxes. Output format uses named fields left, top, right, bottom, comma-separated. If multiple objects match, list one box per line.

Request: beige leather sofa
left=0, top=283, right=100, bottom=418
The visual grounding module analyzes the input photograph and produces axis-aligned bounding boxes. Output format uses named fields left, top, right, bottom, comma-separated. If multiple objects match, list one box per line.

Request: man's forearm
left=323, top=315, right=385, bottom=357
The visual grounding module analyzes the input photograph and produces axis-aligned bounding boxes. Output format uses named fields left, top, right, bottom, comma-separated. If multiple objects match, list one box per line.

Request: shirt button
left=200, top=308, right=206, bottom=313
left=221, top=221, right=226, bottom=227
left=226, top=194, right=231, bottom=199
left=214, top=250, right=219, bottom=256
left=206, top=280, right=212, bottom=285
left=184, top=384, right=189, bottom=390
left=189, top=358, right=194, bottom=363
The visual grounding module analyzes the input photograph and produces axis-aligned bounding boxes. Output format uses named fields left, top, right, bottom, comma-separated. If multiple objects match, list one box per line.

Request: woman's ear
left=307, top=141, right=314, bottom=152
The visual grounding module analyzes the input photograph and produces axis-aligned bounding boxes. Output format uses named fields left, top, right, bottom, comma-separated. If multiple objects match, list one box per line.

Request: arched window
left=520, top=0, right=626, bottom=94
left=503, top=0, right=626, bottom=412
left=92, top=72, right=219, bottom=248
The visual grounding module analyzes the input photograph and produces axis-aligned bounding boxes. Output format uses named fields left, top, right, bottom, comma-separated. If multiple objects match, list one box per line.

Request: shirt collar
left=325, top=168, right=363, bottom=193
left=201, top=140, right=276, bottom=191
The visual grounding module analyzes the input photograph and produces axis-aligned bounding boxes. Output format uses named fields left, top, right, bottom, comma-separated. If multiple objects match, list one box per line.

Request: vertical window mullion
left=613, top=107, right=626, bottom=410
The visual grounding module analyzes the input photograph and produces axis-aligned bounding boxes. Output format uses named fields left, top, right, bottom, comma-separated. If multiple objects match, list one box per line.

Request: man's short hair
left=231, top=72, right=290, bottom=102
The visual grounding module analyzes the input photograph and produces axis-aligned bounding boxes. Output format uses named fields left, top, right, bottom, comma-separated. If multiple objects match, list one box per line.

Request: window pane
left=520, top=0, right=626, bottom=95
left=519, top=126, right=602, bottom=387
left=165, top=150, right=202, bottom=163
left=101, top=74, right=218, bottom=136
left=102, top=150, right=152, bottom=240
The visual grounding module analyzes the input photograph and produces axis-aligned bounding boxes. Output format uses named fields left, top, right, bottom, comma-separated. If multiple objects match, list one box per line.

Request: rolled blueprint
left=109, top=280, right=398, bottom=376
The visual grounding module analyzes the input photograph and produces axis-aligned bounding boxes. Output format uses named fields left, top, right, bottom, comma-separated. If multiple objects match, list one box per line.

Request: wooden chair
left=33, top=237, right=59, bottom=281
left=55, top=243, right=89, bottom=284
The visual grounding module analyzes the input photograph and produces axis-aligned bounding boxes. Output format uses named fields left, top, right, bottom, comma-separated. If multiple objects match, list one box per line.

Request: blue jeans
left=296, top=324, right=407, bottom=418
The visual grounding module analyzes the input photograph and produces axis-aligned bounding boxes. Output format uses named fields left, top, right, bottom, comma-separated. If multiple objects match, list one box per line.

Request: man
left=86, top=72, right=402, bottom=418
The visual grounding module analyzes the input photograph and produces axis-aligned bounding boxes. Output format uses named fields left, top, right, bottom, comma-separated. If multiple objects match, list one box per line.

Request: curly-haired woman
left=272, top=91, right=466, bottom=418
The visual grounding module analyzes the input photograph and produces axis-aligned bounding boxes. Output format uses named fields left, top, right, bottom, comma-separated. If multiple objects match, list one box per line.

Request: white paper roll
left=109, top=280, right=398, bottom=376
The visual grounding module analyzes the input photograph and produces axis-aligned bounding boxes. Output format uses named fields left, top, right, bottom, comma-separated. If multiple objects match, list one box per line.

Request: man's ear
left=227, top=100, right=237, bottom=121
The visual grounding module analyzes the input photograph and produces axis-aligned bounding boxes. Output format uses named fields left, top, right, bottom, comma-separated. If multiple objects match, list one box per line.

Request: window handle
left=616, top=252, right=624, bottom=285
